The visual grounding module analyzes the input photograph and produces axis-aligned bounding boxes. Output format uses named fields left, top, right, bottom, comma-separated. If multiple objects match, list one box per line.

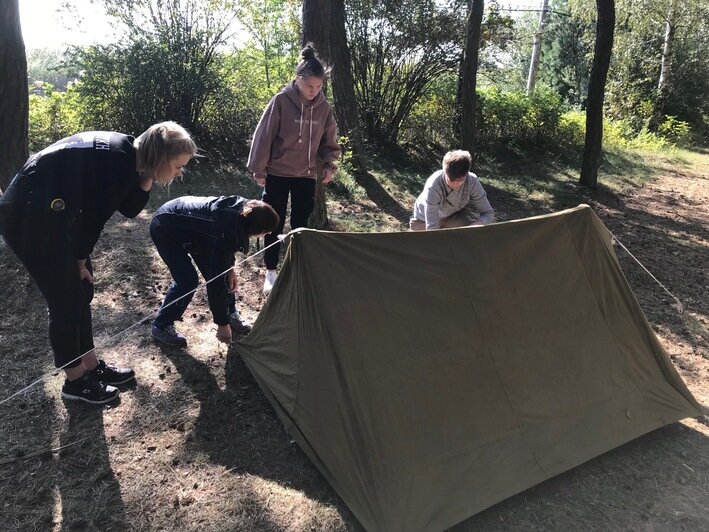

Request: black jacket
left=153, top=195, right=250, bottom=325
left=0, top=132, right=149, bottom=258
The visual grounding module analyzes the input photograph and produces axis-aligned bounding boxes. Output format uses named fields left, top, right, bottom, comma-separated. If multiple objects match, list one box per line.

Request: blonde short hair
left=134, top=121, right=198, bottom=179
left=442, top=150, right=472, bottom=180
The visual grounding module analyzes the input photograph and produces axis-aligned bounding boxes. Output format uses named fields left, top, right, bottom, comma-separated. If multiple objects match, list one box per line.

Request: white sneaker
left=263, top=269, right=278, bottom=295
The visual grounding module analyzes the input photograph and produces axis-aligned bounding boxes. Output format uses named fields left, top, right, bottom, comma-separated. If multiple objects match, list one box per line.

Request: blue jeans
left=150, top=214, right=235, bottom=329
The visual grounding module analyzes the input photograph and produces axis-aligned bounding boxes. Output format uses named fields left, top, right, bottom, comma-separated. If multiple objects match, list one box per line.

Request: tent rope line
left=0, top=228, right=688, bottom=408
left=0, top=235, right=290, bottom=407
left=611, top=234, right=684, bottom=314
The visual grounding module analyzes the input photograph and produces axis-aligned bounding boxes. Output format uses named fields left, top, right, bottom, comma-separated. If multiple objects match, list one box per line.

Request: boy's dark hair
left=442, top=150, right=472, bottom=180
left=295, top=43, right=332, bottom=80
left=243, top=200, right=280, bottom=236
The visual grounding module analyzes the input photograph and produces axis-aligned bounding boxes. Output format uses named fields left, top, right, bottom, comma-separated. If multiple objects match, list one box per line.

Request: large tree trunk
left=526, top=0, right=549, bottom=95
left=648, top=0, right=678, bottom=132
left=460, top=0, right=484, bottom=156
left=0, top=0, right=28, bottom=192
left=329, top=0, right=365, bottom=172
left=302, top=0, right=331, bottom=229
left=579, top=0, right=615, bottom=189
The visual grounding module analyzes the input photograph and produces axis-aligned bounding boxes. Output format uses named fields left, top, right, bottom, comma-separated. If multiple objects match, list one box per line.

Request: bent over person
left=410, top=150, right=494, bottom=231
left=0, top=122, right=198, bottom=405
left=150, top=196, right=279, bottom=348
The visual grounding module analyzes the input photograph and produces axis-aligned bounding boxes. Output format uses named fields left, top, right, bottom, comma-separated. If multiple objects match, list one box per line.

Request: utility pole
left=526, top=0, right=549, bottom=95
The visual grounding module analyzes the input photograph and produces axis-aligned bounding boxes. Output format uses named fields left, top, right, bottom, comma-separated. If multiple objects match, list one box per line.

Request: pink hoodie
left=247, top=81, right=341, bottom=179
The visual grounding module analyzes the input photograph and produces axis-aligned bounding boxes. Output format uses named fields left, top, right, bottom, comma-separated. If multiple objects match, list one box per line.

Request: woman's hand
left=77, top=259, right=94, bottom=284
left=226, top=269, right=238, bottom=293
left=322, top=168, right=334, bottom=184
left=139, top=176, right=154, bottom=191
left=216, top=324, right=232, bottom=344
left=254, top=174, right=266, bottom=186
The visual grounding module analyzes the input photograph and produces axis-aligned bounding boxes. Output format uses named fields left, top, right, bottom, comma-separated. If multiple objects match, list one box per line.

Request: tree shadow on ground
left=352, top=169, right=411, bottom=224
left=159, top=346, right=362, bottom=530
left=0, top=249, right=58, bottom=531
left=58, top=403, right=129, bottom=532
left=452, top=422, right=709, bottom=531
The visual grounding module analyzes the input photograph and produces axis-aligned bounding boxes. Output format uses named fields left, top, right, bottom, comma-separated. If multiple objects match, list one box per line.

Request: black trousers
left=262, top=175, right=316, bottom=270
left=1, top=210, right=94, bottom=369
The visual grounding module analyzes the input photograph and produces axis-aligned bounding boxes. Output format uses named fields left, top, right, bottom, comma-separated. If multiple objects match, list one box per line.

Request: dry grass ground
left=0, top=148, right=707, bottom=531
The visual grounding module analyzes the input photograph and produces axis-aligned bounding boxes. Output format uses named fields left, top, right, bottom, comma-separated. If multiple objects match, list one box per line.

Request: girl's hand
left=322, top=168, right=334, bottom=184
left=254, top=174, right=266, bottom=186
left=139, top=176, right=154, bottom=191
left=227, top=269, right=238, bottom=293
left=216, top=324, right=232, bottom=344
left=77, top=259, right=94, bottom=284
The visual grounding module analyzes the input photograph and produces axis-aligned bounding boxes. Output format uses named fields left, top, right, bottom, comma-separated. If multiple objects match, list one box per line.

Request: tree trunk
left=526, top=0, right=549, bottom=95
left=648, top=0, right=678, bottom=132
left=460, top=0, right=484, bottom=156
left=302, top=0, right=331, bottom=229
left=329, top=0, right=365, bottom=172
left=0, top=0, right=29, bottom=192
left=579, top=0, right=615, bottom=189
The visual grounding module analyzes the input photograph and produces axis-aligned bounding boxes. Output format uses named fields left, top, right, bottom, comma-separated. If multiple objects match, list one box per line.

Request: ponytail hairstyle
left=295, top=43, right=331, bottom=80
left=242, top=200, right=280, bottom=236
left=134, top=121, right=198, bottom=181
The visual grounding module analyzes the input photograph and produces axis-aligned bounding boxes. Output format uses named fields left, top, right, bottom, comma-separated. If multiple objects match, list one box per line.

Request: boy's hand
left=216, top=324, right=232, bottom=344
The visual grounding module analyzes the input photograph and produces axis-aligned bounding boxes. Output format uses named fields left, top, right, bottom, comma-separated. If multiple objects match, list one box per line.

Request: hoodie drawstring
left=298, top=104, right=303, bottom=144
left=308, top=107, right=313, bottom=171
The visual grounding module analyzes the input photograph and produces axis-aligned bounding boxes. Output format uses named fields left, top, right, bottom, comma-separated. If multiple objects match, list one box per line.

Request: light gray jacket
left=413, top=170, right=494, bottom=229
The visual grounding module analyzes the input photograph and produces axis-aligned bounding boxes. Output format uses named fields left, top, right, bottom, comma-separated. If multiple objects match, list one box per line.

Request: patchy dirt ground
left=0, top=150, right=707, bottom=531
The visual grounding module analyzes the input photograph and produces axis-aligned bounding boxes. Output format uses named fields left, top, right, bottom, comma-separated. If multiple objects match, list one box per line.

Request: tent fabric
left=237, top=204, right=701, bottom=532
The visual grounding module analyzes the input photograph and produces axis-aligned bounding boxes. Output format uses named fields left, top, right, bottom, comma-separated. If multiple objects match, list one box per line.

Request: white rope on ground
left=0, top=234, right=290, bottom=407
left=611, top=234, right=685, bottom=314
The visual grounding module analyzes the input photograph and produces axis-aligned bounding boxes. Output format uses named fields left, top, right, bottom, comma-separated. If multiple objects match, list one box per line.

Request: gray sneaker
left=151, top=324, right=187, bottom=347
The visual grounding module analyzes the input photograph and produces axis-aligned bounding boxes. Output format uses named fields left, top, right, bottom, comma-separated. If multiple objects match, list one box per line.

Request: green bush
left=477, top=87, right=565, bottom=148
left=28, top=83, right=84, bottom=152
left=558, top=111, right=586, bottom=146
left=401, top=73, right=458, bottom=151
left=657, top=116, right=692, bottom=147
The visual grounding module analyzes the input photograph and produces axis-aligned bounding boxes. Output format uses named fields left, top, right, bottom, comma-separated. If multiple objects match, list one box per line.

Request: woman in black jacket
left=149, top=196, right=279, bottom=347
left=0, top=122, right=198, bottom=405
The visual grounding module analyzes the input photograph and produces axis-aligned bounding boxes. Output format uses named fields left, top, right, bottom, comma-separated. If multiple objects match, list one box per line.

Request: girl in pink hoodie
left=247, top=44, right=341, bottom=294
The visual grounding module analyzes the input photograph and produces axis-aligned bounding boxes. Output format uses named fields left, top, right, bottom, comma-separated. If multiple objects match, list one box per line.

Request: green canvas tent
left=237, top=204, right=701, bottom=531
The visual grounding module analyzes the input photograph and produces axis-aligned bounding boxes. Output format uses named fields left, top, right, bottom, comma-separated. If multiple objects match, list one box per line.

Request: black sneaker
left=91, top=359, right=135, bottom=385
left=61, top=373, right=119, bottom=405
left=151, top=323, right=188, bottom=347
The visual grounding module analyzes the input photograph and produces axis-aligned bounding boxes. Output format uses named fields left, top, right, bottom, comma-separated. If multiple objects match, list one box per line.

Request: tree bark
left=526, top=0, right=549, bottom=95
left=648, top=0, right=678, bottom=132
left=329, top=0, right=365, bottom=171
left=302, top=0, right=331, bottom=229
left=460, top=0, right=484, bottom=156
left=579, top=0, right=615, bottom=189
left=0, top=0, right=29, bottom=192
